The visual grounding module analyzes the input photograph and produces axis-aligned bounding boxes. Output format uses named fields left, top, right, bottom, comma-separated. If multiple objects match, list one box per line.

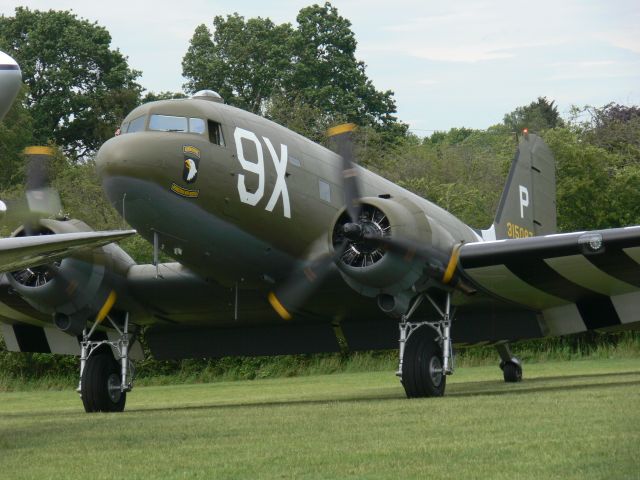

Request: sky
left=1, top=0, right=639, bottom=134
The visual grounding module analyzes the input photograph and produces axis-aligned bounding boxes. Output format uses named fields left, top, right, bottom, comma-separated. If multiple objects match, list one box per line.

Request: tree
left=503, top=96, right=563, bottom=133
left=0, top=86, right=33, bottom=189
left=141, top=91, right=188, bottom=104
left=425, top=127, right=475, bottom=146
left=0, top=7, right=142, bottom=161
left=543, top=126, right=640, bottom=231
left=182, top=3, right=406, bottom=138
left=580, top=103, right=640, bottom=161
left=288, top=2, right=402, bottom=132
left=182, top=17, right=293, bottom=114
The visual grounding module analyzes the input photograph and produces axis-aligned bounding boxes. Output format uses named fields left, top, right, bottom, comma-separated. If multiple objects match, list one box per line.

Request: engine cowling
left=8, top=218, right=136, bottom=334
left=330, top=196, right=435, bottom=298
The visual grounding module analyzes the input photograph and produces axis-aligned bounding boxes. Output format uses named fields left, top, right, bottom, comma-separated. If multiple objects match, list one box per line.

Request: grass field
left=1, top=358, right=639, bottom=479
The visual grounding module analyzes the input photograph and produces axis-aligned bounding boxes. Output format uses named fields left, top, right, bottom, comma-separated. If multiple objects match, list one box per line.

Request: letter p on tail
left=482, top=133, right=556, bottom=241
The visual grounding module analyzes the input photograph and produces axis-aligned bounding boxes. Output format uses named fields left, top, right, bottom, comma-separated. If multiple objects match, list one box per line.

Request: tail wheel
left=502, top=361, right=523, bottom=383
left=401, top=327, right=446, bottom=398
left=81, top=351, right=126, bottom=413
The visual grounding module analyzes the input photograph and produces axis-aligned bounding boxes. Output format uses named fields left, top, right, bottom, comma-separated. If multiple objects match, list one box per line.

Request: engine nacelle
left=8, top=218, right=136, bottom=334
left=330, top=196, right=435, bottom=298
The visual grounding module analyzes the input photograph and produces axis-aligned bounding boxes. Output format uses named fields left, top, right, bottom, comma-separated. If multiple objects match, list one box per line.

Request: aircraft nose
left=0, top=51, right=22, bottom=121
left=96, top=132, right=159, bottom=181
left=96, top=135, right=132, bottom=180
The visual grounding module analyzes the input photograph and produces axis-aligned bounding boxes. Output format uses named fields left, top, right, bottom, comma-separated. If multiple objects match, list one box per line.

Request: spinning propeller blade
left=328, top=123, right=361, bottom=223
left=269, top=122, right=363, bottom=319
left=268, top=244, right=346, bottom=320
left=24, top=146, right=62, bottom=220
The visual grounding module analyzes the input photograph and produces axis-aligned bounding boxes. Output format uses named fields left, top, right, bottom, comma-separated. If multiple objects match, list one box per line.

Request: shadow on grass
left=3, top=370, right=639, bottom=418
left=125, top=370, right=640, bottom=414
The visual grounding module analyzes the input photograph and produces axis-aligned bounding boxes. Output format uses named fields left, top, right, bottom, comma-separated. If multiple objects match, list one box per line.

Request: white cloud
left=596, top=31, right=640, bottom=54
left=415, top=79, right=439, bottom=86
left=406, top=46, right=514, bottom=63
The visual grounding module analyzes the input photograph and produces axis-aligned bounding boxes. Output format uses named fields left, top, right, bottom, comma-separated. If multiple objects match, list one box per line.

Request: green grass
left=1, top=358, right=639, bottom=479
left=3, top=331, right=638, bottom=391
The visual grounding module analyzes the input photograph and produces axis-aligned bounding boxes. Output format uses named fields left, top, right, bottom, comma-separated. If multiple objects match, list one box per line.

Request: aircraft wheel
left=81, top=351, right=126, bottom=413
left=502, top=361, right=522, bottom=383
left=401, top=328, right=446, bottom=398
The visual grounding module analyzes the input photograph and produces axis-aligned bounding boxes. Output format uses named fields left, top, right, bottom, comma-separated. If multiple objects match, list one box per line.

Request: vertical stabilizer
left=482, top=132, right=556, bottom=240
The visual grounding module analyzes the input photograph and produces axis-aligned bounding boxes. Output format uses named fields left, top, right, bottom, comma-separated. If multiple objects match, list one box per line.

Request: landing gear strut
left=78, top=313, right=135, bottom=412
left=397, top=292, right=454, bottom=397
left=496, top=342, right=522, bottom=383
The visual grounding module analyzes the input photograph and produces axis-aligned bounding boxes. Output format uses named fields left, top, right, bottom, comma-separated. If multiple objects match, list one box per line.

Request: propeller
left=328, top=123, right=361, bottom=223
left=4, top=147, right=76, bottom=312
left=23, top=146, right=63, bottom=228
left=267, top=123, right=469, bottom=320
left=267, top=248, right=344, bottom=320
left=267, top=123, right=358, bottom=319
left=1, top=147, right=63, bottom=233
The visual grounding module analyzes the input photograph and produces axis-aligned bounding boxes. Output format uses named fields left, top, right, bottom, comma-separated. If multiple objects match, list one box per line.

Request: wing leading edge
left=458, top=226, right=640, bottom=336
left=0, top=230, right=136, bottom=273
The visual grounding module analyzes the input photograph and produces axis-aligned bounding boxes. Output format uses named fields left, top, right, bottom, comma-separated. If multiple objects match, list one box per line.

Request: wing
left=0, top=230, right=136, bottom=273
left=458, top=226, right=640, bottom=336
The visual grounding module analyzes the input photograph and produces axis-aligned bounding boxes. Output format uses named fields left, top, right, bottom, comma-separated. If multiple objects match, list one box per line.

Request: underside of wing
left=459, top=226, right=640, bottom=335
left=0, top=230, right=136, bottom=273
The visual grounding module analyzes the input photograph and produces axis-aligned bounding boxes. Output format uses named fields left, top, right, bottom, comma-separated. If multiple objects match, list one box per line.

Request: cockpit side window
left=189, top=118, right=206, bottom=134
left=149, top=114, right=188, bottom=132
left=127, top=115, right=146, bottom=133
left=208, top=120, right=225, bottom=146
left=121, top=121, right=130, bottom=134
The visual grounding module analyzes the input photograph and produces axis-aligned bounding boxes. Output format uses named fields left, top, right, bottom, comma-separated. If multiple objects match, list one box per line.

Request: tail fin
left=482, top=132, right=556, bottom=241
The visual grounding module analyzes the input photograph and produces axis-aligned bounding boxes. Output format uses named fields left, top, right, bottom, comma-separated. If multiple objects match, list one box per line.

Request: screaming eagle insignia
left=182, top=145, right=200, bottom=184
left=170, top=145, right=201, bottom=198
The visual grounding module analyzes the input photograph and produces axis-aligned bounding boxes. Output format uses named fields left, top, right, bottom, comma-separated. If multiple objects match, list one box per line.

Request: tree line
left=1, top=5, right=637, bottom=237
left=0, top=5, right=639, bottom=376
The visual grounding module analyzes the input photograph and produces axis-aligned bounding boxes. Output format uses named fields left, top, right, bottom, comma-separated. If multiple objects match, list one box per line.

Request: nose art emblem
left=171, top=145, right=201, bottom=199
left=182, top=145, right=200, bottom=184
left=184, top=158, right=198, bottom=182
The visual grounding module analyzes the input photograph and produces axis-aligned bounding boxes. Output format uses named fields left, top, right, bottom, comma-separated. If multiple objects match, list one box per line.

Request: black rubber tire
left=81, top=352, right=126, bottom=413
left=502, top=362, right=523, bottom=383
left=401, top=328, right=446, bottom=398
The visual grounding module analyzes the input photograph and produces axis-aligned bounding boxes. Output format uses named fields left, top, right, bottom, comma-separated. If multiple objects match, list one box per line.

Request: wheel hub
left=429, top=356, right=443, bottom=387
left=107, top=373, right=122, bottom=403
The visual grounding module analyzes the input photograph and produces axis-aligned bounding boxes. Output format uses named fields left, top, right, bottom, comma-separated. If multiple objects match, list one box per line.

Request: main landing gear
left=78, top=313, right=135, bottom=412
left=496, top=342, right=523, bottom=383
left=397, top=292, right=454, bottom=398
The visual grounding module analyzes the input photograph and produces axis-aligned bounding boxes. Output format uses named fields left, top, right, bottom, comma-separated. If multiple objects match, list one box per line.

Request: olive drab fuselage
left=96, top=98, right=479, bottom=294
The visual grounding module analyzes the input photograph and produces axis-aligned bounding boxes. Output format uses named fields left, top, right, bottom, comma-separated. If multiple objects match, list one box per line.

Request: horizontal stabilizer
left=459, top=226, right=640, bottom=335
left=0, top=230, right=136, bottom=273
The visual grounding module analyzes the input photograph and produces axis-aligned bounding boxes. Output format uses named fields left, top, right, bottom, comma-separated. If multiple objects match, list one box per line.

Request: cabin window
left=149, top=114, right=188, bottom=132
left=290, top=156, right=302, bottom=167
left=208, top=120, right=225, bottom=146
left=127, top=115, right=146, bottom=133
left=319, top=179, right=331, bottom=202
left=189, top=118, right=206, bottom=134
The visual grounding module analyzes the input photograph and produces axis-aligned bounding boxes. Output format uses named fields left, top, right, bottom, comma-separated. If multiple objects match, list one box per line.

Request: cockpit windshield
left=149, top=114, right=205, bottom=134
left=127, top=115, right=146, bottom=133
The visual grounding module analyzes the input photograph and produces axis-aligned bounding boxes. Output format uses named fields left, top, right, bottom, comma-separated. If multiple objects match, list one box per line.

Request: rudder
left=482, top=132, right=556, bottom=240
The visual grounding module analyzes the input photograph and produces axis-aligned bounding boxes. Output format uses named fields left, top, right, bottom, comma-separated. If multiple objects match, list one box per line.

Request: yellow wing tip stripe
left=327, top=123, right=357, bottom=137
left=24, top=146, right=55, bottom=155
left=268, top=292, right=292, bottom=321
left=95, top=290, right=117, bottom=325
left=442, top=244, right=462, bottom=284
